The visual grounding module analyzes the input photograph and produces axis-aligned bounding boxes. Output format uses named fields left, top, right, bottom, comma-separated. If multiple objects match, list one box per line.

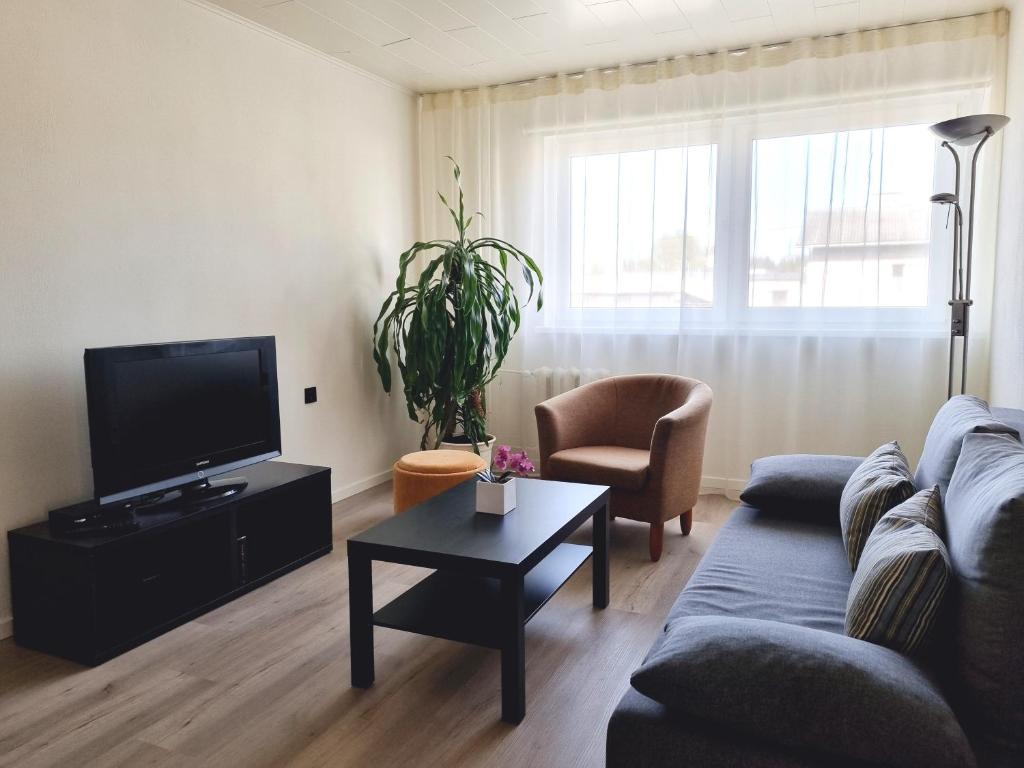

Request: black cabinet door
left=94, top=515, right=234, bottom=648
left=235, top=478, right=331, bottom=584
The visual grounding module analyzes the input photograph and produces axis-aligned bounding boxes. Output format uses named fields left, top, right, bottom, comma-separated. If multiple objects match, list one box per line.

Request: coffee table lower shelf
left=373, top=542, right=592, bottom=649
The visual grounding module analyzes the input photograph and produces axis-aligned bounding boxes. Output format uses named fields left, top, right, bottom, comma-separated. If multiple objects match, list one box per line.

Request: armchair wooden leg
left=679, top=509, right=693, bottom=536
left=649, top=522, right=664, bottom=562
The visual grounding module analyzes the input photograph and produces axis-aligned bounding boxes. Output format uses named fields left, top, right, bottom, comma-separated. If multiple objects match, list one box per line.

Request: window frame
left=541, top=88, right=987, bottom=335
left=543, top=119, right=725, bottom=330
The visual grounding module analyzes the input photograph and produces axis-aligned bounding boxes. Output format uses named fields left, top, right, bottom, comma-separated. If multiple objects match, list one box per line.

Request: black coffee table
left=347, top=477, right=610, bottom=723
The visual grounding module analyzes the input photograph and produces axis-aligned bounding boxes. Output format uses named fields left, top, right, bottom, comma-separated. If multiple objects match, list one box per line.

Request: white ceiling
left=208, top=0, right=1008, bottom=93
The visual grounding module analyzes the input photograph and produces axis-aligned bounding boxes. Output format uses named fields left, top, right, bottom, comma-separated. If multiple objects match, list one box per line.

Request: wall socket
left=304, top=386, right=317, bottom=404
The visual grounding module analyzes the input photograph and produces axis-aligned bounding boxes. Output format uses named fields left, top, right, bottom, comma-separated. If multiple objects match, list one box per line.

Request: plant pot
left=440, top=434, right=496, bottom=465
left=476, top=478, right=517, bottom=515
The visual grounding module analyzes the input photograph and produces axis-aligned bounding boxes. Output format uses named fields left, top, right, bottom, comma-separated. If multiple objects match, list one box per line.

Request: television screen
left=85, top=337, right=281, bottom=505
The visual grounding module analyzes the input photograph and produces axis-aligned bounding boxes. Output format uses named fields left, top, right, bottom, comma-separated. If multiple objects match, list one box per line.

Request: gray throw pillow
left=840, top=441, right=915, bottom=571
left=991, top=406, right=1024, bottom=438
left=846, top=487, right=950, bottom=655
left=630, top=615, right=975, bottom=768
left=915, top=395, right=1018, bottom=497
left=740, top=454, right=864, bottom=517
left=943, top=432, right=1024, bottom=766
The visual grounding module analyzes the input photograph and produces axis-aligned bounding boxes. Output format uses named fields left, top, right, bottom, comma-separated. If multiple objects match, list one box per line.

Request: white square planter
left=476, top=478, right=516, bottom=515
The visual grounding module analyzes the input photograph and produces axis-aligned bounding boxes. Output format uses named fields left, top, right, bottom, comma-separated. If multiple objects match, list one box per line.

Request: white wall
left=991, top=6, right=1024, bottom=407
left=0, top=0, right=419, bottom=636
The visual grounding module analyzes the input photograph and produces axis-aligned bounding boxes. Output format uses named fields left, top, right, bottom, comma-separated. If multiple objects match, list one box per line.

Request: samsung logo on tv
left=195, top=459, right=211, bottom=467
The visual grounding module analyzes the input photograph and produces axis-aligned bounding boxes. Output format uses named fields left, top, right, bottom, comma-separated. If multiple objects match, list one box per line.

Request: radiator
left=522, top=366, right=610, bottom=405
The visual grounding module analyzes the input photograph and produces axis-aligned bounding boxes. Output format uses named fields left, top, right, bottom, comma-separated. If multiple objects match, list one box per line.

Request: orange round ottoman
left=392, top=450, right=487, bottom=514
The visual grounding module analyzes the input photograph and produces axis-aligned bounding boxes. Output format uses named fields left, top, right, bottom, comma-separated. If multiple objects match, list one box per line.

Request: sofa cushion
left=630, top=615, right=975, bottom=768
left=547, top=446, right=649, bottom=490
left=990, top=406, right=1024, bottom=439
left=846, top=487, right=950, bottom=654
left=944, top=432, right=1024, bottom=765
left=608, top=687, right=848, bottom=768
left=666, top=506, right=851, bottom=634
left=839, top=441, right=915, bottom=571
left=740, top=454, right=863, bottom=519
left=915, top=395, right=1019, bottom=497
left=395, top=449, right=486, bottom=475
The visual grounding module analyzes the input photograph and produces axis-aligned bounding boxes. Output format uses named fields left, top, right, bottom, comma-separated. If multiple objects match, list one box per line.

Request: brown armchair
left=535, top=375, right=713, bottom=562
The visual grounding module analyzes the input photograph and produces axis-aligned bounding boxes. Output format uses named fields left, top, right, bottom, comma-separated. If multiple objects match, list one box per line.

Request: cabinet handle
left=237, top=535, right=249, bottom=584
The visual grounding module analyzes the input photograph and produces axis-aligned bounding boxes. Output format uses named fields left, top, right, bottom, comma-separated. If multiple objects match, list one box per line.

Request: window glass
left=749, top=124, right=934, bottom=308
left=569, top=145, right=717, bottom=308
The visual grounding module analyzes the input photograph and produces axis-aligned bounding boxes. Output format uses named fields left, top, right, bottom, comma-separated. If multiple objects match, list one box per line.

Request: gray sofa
left=607, top=401, right=1024, bottom=768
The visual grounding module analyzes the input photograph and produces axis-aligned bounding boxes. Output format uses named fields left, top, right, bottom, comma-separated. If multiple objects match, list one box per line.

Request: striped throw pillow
left=846, top=487, right=951, bottom=655
left=840, top=442, right=916, bottom=570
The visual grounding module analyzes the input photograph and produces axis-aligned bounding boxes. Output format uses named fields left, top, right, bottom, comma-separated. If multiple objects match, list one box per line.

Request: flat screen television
left=84, top=336, right=281, bottom=506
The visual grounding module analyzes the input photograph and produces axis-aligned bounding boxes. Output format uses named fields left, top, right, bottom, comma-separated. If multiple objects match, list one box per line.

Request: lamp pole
left=929, top=114, right=1009, bottom=398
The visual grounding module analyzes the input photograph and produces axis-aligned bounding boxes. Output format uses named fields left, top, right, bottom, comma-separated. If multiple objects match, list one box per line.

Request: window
left=545, top=95, right=970, bottom=332
left=569, top=145, right=717, bottom=308
left=749, top=125, right=935, bottom=309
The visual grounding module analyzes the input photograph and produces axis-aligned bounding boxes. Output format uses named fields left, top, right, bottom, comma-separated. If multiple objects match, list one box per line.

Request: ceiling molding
left=182, top=0, right=416, bottom=95
left=194, top=0, right=1013, bottom=94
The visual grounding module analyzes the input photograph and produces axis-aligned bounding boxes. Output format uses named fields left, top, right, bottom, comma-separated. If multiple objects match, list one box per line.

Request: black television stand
left=8, top=461, right=332, bottom=665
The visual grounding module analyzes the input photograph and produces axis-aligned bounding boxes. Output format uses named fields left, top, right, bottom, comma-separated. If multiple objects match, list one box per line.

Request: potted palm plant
left=372, top=158, right=543, bottom=459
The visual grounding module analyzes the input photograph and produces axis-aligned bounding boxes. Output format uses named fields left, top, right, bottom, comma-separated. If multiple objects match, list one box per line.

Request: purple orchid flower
left=480, top=445, right=535, bottom=483
left=493, top=444, right=512, bottom=471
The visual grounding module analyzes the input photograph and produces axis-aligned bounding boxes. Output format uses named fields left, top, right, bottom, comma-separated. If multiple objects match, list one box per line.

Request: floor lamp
left=929, top=113, right=1010, bottom=398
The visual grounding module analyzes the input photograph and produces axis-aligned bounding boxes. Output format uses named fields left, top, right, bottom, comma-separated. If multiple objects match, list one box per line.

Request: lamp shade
left=930, top=114, right=1010, bottom=144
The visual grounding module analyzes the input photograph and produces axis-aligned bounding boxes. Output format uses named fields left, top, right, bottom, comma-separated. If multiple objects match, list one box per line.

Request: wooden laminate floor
left=0, top=483, right=734, bottom=768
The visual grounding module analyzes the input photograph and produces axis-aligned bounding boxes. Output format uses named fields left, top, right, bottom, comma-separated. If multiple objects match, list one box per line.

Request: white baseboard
left=0, top=616, right=12, bottom=640
left=700, top=475, right=745, bottom=501
left=331, top=468, right=393, bottom=504
left=328, top=469, right=739, bottom=503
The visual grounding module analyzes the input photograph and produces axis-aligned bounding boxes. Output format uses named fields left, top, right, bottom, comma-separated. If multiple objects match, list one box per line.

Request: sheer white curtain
left=418, top=11, right=1008, bottom=493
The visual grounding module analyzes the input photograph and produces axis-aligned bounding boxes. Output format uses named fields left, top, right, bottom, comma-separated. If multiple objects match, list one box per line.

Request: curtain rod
left=426, top=10, right=1002, bottom=95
